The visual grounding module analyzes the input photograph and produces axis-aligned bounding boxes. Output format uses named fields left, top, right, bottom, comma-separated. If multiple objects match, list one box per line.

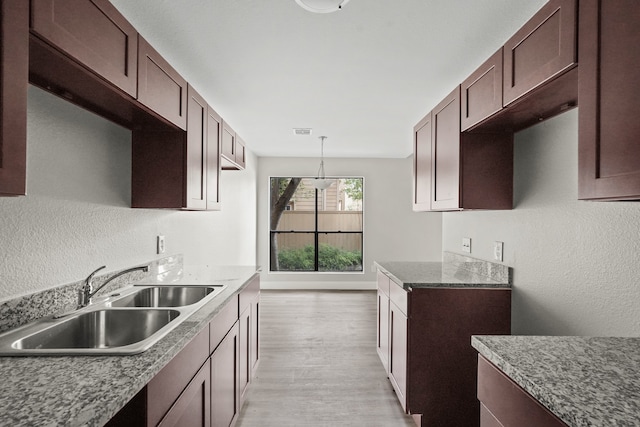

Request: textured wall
left=443, top=109, right=640, bottom=336
left=257, top=156, right=443, bottom=288
left=0, top=87, right=257, bottom=301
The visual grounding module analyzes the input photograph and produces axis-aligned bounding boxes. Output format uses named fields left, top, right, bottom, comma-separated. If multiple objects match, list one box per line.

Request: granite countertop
left=375, top=252, right=511, bottom=290
left=0, top=265, right=260, bottom=427
left=472, top=335, right=640, bottom=427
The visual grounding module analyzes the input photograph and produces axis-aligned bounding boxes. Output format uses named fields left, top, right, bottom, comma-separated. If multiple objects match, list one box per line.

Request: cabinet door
left=239, top=305, right=251, bottom=403
left=30, top=0, right=138, bottom=97
left=431, top=87, right=461, bottom=211
left=0, top=0, right=28, bottom=196
left=503, top=0, right=577, bottom=106
left=211, top=322, right=239, bottom=427
left=186, top=85, right=207, bottom=210
left=249, top=294, right=260, bottom=376
left=461, top=48, right=503, bottom=131
left=388, top=301, right=408, bottom=413
left=138, top=36, right=187, bottom=130
left=377, top=289, right=390, bottom=373
left=235, top=136, right=246, bottom=169
left=413, top=113, right=432, bottom=211
left=207, top=107, right=222, bottom=210
left=159, top=359, right=211, bottom=427
left=221, top=122, right=236, bottom=162
left=578, top=0, right=640, bottom=200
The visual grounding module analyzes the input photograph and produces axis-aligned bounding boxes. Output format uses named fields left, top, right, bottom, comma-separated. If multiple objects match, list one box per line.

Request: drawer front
left=239, top=275, right=260, bottom=315
left=389, top=278, right=408, bottom=316
left=477, top=356, right=568, bottom=427
left=31, top=0, right=138, bottom=97
left=376, top=270, right=390, bottom=296
left=210, top=296, right=239, bottom=353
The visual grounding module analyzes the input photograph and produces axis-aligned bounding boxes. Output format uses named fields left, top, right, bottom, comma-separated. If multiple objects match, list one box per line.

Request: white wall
left=0, top=86, right=257, bottom=301
left=257, top=157, right=442, bottom=289
left=443, top=109, right=640, bottom=336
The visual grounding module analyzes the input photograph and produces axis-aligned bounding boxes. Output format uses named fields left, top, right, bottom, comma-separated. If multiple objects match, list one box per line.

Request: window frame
left=268, top=176, right=364, bottom=274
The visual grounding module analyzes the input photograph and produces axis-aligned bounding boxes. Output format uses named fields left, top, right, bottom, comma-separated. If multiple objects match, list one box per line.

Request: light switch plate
left=493, top=241, right=503, bottom=261
left=157, top=235, right=165, bottom=254
left=462, top=237, right=471, bottom=253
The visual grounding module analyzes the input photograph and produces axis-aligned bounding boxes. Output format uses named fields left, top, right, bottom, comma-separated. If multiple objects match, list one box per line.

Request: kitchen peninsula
left=375, top=253, right=512, bottom=426
left=473, top=335, right=640, bottom=427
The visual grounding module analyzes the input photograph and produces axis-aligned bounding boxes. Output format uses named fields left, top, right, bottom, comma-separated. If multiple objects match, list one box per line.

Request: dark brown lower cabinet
left=211, top=322, right=240, bottom=427
left=376, top=270, right=511, bottom=427
left=477, top=356, right=567, bottom=427
left=376, top=279, right=390, bottom=372
left=239, top=275, right=260, bottom=404
left=158, top=359, right=211, bottom=427
left=107, top=276, right=260, bottom=427
left=388, top=300, right=408, bottom=411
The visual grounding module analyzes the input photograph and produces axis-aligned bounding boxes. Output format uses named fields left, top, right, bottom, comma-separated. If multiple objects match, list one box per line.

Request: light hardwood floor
left=236, top=290, right=416, bottom=427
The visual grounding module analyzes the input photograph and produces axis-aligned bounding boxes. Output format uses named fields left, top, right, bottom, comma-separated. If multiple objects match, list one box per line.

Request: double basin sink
left=0, top=285, right=226, bottom=356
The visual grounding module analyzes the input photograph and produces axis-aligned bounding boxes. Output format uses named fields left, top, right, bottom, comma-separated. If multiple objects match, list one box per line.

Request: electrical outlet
left=157, top=235, right=165, bottom=254
left=462, top=237, right=471, bottom=253
left=493, top=241, right=504, bottom=262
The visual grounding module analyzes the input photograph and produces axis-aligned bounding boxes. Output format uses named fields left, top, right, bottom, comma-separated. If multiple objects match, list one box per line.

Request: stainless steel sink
left=13, top=309, right=180, bottom=350
left=0, top=284, right=227, bottom=356
left=109, top=286, right=219, bottom=308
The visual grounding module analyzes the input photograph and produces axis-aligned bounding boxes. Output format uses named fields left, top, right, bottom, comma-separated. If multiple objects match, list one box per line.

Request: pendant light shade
left=295, top=0, right=350, bottom=14
left=311, top=136, right=334, bottom=190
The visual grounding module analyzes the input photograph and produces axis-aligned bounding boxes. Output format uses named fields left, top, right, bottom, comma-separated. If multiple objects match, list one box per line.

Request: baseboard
left=260, top=281, right=376, bottom=290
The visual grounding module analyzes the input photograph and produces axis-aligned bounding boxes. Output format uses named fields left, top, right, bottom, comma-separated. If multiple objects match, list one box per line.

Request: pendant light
left=295, top=0, right=350, bottom=14
left=311, top=136, right=333, bottom=190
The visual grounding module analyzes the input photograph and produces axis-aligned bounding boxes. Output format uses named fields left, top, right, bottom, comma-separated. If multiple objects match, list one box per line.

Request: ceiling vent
left=293, top=128, right=313, bottom=136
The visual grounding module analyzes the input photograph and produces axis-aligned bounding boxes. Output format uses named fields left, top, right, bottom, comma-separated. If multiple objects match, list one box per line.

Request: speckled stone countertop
left=472, top=335, right=640, bottom=427
left=375, top=252, right=511, bottom=290
left=0, top=264, right=260, bottom=427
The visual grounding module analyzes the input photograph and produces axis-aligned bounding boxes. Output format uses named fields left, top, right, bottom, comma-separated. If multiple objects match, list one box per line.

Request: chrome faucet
left=78, top=265, right=149, bottom=308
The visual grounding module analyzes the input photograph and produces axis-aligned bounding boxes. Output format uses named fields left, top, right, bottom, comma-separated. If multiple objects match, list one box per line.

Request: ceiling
left=109, top=0, right=547, bottom=159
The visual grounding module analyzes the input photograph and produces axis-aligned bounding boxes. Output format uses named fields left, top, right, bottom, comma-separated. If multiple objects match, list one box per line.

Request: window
left=269, top=177, right=363, bottom=272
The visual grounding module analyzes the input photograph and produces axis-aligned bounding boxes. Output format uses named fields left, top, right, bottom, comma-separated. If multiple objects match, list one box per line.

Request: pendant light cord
left=317, top=136, right=327, bottom=179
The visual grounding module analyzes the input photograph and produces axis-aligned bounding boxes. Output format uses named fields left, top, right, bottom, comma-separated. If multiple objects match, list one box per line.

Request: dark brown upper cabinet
left=235, top=135, right=247, bottom=170
left=414, top=87, right=513, bottom=212
left=131, top=85, right=222, bottom=210
left=431, top=88, right=462, bottom=211
left=206, top=107, right=222, bottom=210
left=221, top=121, right=245, bottom=170
left=30, top=0, right=138, bottom=98
left=0, top=1, right=28, bottom=196
left=503, top=0, right=577, bottom=106
left=186, top=85, right=209, bottom=210
left=413, top=113, right=432, bottom=212
left=137, top=36, right=188, bottom=130
left=578, top=0, right=640, bottom=201
left=461, top=48, right=503, bottom=132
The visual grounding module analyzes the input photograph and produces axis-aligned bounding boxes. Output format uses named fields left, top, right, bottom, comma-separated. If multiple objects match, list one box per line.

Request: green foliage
left=343, top=178, right=363, bottom=201
left=277, top=244, right=362, bottom=271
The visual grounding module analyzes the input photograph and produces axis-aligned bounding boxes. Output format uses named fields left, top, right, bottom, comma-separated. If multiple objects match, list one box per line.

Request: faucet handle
left=85, top=265, right=106, bottom=289
left=78, top=266, right=106, bottom=309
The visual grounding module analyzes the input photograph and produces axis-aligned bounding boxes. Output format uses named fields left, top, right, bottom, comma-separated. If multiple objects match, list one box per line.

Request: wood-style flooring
left=236, top=290, right=416, bottom=427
